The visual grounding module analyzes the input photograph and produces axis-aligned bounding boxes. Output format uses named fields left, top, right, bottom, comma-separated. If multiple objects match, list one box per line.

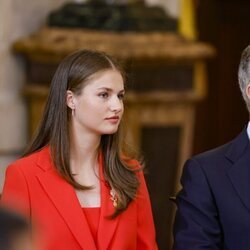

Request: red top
left=83, top=207, right=101, bottom=242
left=1, top=147, right=158, bottom=250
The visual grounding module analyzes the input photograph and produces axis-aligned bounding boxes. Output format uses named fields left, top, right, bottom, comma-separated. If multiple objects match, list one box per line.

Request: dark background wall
left=193, top=0, right=250, bottom=155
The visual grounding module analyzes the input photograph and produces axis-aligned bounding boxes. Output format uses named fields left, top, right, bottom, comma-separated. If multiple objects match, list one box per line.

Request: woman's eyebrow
left=97, top=87, right=112, bottom=91
left=97, top=87, right=125, bottom=92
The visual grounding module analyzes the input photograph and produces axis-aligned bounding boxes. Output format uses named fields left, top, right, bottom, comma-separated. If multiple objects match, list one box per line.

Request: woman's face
left=67, top=69, right=125, bottom=136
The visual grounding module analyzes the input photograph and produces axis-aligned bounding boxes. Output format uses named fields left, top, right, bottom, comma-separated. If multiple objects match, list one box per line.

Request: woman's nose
left=110, top=96, right=123, bottom=112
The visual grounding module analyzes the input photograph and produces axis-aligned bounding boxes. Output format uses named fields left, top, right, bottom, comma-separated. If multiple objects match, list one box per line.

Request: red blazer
left=1, top=147, right=157, bottom=250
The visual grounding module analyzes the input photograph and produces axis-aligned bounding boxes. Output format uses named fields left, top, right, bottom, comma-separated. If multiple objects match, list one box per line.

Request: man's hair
left=0, top=207, right=31, bottom=250
left=238, top=45, right=250, bottom=112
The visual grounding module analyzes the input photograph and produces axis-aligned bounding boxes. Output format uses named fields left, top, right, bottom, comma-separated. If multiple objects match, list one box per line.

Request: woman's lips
left=105, top=116, right=120, bottom=123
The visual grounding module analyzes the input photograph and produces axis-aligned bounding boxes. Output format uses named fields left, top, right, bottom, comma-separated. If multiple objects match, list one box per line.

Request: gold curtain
left=179, top=0, right=197, bottom=40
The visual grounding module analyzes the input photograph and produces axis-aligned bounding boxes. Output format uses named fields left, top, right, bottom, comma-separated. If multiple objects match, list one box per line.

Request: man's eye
left=99, top=92, right=109, bottom=98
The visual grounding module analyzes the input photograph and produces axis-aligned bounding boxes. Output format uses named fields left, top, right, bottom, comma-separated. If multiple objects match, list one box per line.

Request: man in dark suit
left=173, top=44, right=250, bottom=250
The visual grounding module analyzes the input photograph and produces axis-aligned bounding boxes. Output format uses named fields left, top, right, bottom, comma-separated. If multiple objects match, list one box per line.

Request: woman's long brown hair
left=23, top=50, right=141, bottom=217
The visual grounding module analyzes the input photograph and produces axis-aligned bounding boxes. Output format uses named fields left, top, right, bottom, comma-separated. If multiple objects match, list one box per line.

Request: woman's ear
left=66, top=90, right=75, bottom=109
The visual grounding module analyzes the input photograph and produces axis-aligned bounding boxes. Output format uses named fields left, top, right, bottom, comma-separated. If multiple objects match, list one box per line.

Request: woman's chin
left=101, top=128, right=119, bottom=135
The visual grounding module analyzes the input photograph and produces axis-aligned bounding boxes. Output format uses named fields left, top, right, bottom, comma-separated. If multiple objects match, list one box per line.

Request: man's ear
left=246, top=84, right=250, bottom=99
left=66, top=90, right=75, bottom=109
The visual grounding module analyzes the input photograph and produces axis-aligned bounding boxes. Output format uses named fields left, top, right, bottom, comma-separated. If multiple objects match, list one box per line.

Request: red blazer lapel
left=36, top=148, right=97, bottom=250
left=97, top=153, right=119, bottom=250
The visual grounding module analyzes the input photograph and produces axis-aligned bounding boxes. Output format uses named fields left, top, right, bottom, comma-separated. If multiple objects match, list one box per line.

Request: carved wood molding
left=13, top=28, right=215, bottom=63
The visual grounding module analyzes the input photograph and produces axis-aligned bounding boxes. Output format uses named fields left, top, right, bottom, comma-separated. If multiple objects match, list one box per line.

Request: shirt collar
left=247, top=122, right=250, bottom=140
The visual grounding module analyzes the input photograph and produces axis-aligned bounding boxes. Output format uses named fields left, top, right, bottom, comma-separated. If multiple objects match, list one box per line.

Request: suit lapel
left=97, top=153, right=119, bottom=250
left=36, top=147, right=97, bottom=250
left=227, top=151, right=250, bottom=212
left=226, top=129, right=250, bottom=212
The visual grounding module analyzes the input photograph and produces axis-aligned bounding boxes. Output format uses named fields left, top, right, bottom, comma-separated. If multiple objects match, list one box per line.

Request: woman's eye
left=118, top=93, right=125, bottom=100
left=99, top=92, right=109, bottom=98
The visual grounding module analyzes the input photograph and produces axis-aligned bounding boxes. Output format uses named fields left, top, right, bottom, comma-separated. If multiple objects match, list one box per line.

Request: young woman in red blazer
left=1, top=50, right=157, bottom=250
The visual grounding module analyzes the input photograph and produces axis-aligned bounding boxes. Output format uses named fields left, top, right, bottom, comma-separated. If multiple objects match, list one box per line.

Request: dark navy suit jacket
left=174, top=129, right=250, bottom=250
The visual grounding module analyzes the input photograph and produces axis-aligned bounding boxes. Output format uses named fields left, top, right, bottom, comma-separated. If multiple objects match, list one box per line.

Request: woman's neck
left=69, top=128, right=101, bottom=174
left=70, top=132, right=102, bottom=206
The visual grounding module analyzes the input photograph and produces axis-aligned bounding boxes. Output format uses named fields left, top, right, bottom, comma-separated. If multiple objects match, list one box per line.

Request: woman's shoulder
left=7, top=146, right=50, bottom=174
left=122, top=156, right=143, bottom=171
left=121, top=156, right=146, bottom=182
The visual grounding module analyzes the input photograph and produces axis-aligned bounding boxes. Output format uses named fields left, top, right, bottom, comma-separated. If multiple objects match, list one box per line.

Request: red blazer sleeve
left=1, top=164, right=31, bottom=217
left=136, top=170, right=158, bottom=250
